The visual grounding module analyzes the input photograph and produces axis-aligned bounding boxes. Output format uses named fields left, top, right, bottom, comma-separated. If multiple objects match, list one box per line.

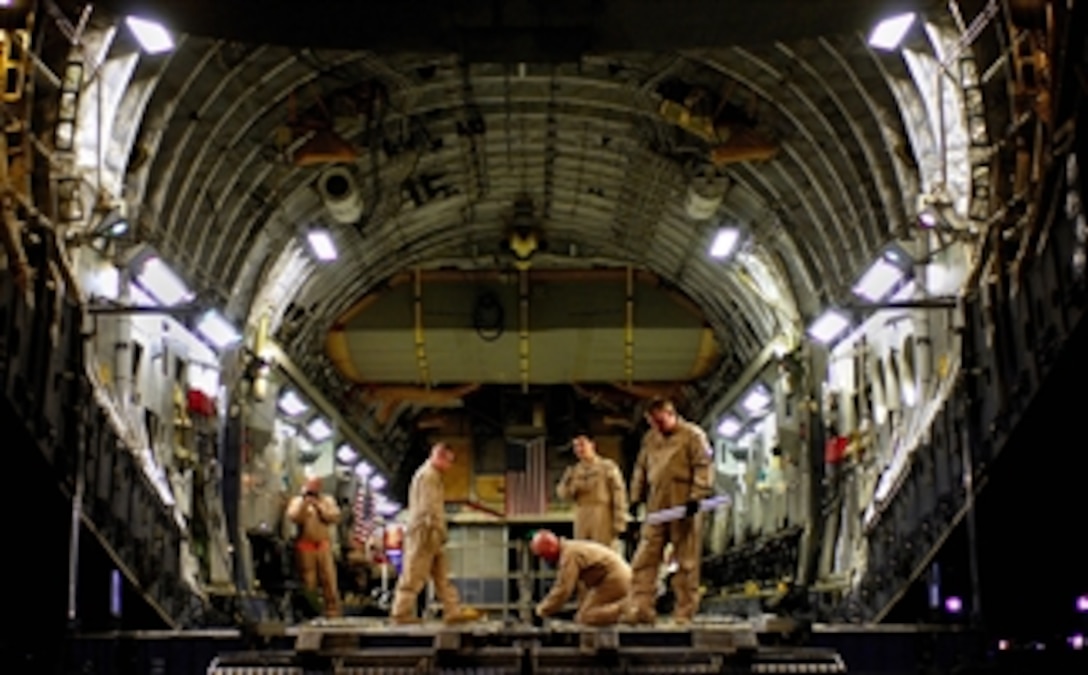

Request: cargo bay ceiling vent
left=326, top=269, right=719, bottom=387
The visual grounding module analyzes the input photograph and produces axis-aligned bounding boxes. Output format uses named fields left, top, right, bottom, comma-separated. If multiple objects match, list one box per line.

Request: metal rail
left=72, top=620, right=968, bottom=641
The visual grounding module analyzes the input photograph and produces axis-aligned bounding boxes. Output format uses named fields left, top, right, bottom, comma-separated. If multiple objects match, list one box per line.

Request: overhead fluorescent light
left=369, top=474, right=387, bottom=491
left=305, top=417, right=333, bottom=442
left=376, top=498, right=401, bottom=516
left=741, top=386, right=772, bottom=415
left=307, top=229, right=337, bottom=261
left=853, top=257, right=906, bottom=302
left=717, top=416, right=742, bottom=438
left=195, top=309, right=241, bottom=349
left=807, top=309, right=851, bottom=344
left=125, top=17, right=175, bottom=54
left=336, top=444, right=358, bottom=465
left=709, top=227, right=740, bottom=259
left=136, top=256, right=193, bottom=306
left=353, top=461, right=373, bottom=480
left=277, top=389, right=309, bottom=417
left=868, top=12, right=916, bottom=51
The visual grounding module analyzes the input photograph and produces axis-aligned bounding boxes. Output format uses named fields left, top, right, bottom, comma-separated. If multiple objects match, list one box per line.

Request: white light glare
left=853, top=257, right=905, bottom=302
left=125, top=17, right=175, bottom=54
left=278, top=389, right=309, bottom=417
left=195, top=310, right=241, bottom=349
left=709, top=227, right=740, bottom=259
left=305, top=417, right=333, bottom=442
left=136, top=256, right=193, bottom=306
left=741, top=386, right=771, bottom=414
left=307, top=230, right=338, bottom=261
left=336, top=444, right=358, bottom=465
left=807, top=309, right=851, bottom=344
left=106, top=219, right=129, bottom=237
left=919, top=209, right=939, bottom=228
left=868, top=12, right=916, bottom=51
left=92, top=265, right=121, bottom=301
left=901, top=379, right=918, bottom=407
left=370, top=474, right=388, bottom=490
left=1071, top=634, right=1085, bottom=651
left=717, top=416, right=742, bottom=438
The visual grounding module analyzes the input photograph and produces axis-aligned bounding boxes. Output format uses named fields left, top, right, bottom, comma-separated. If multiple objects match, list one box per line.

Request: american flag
left=352, top=482, right=377, bottom=546
left=505, top=437, right=548, bottom=516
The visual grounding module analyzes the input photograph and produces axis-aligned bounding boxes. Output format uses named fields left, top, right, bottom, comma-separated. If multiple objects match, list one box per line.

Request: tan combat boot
left=444, top=606, right=483, bottom=624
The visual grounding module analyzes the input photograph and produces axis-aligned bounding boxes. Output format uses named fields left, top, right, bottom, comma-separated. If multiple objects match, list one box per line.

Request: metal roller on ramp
left=206, top=617, right=846, bottom=674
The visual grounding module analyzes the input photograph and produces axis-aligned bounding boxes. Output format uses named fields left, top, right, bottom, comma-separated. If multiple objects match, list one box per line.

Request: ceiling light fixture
left=307, top=229, right=337, bottom=261
left=305, top=417, right=333, bottom=442
left=336, top=444, right=358, bottom=465
left=277, top=389, right=309, bottom=417
left=868, top=12, right=916, bottom=51
left=195, top=309, right=242, bottom=350
left=807, top=309, right=851, bottom=345
left=709, top=227, right=741, bottom=259
left=135, top=256, right=193, bottom=306
left=125, top=17, right=175, bottom=54
left=741, top=385, right=772, bottom=415
left=717, top=416, right=742, bottom=438
left=375, top=495, right=401, bottom=516
left=353, top=461, right=373, bottom=480
left=853, top=257, right=906, bottom=302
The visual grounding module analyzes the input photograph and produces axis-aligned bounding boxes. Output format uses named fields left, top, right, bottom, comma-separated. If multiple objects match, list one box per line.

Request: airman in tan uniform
left=626, top=398, right=713, bottom=624
left=286, top=476, right=342, bottom=617
left=556, top=433, right=628, bottom=547
left=531, top=530, right=631, bottom=626
left=390, top=442, right=481, bottom=624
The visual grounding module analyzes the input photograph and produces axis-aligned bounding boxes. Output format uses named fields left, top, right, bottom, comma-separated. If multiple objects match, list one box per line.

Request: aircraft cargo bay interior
left=0, top=1, right=1086, bottom=673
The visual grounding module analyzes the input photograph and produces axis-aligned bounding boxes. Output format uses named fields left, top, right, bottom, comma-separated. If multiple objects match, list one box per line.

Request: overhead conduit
left=519, top=269, right=530, bottom=393
left=625, top=265, right=634, bottom=387
left=414, top=268, right=430, bottom=388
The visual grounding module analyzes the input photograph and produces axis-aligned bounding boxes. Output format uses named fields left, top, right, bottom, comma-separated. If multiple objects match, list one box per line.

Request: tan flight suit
left=628, top=418, right=713, bottom=622
left=536, top=539, right=632, bottom=626
left=556, top=456, right=628, bottom=547
left=286, top=493, right=342, bottom=617
left=390, top=461, right=462, bottom=620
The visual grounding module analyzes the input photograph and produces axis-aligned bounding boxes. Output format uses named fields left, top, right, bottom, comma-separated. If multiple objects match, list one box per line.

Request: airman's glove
left=684, top=499, right=700, bottom=517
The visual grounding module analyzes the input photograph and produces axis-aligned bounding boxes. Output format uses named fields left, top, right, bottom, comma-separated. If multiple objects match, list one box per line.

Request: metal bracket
left=86, top=301, right=205, bottom=317
left=844, top=297, right=960, bottom=311
left=294, top=628, right=323, bottom=653
left=433, top=629, right=461, bottom=652
left=579, top=627, right=618, bottom=654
